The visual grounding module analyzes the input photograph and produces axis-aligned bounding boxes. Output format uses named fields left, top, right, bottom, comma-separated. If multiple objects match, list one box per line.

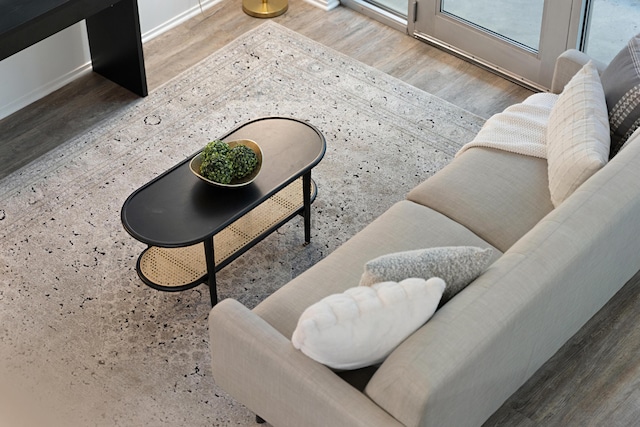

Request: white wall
left=0, top=0, right=220, bottom=120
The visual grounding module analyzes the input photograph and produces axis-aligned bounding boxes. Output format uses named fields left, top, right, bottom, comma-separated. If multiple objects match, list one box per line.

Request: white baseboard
left=142, top=0, right=222, bottom=43
left=0, top=62, right=93, bottom=121
left=303, top=0, right=341, bottom=11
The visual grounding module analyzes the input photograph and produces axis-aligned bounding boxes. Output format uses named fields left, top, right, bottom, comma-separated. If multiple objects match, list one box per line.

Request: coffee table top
left=121, top=117, right=326, bottom=247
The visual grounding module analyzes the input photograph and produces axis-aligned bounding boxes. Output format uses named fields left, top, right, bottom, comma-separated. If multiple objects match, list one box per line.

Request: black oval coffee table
left=121, top=117, right=326, bottom=305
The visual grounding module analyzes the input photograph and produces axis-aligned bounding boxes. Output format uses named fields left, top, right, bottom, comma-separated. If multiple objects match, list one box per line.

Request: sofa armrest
left=208, top=298, right=403, bottom=427
left=551, top=49, right=607, bottom=93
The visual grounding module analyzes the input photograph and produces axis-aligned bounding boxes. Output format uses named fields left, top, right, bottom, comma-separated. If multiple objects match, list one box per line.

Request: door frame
left=409, top=0, right=586, bottom=90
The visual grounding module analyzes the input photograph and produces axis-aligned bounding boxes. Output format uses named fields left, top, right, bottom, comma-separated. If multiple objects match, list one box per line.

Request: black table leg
left=303, top=172, right=311, bottom=244
left=204, top=238, right=218, bottom=306
left=85, top=0, right=148, bottom=96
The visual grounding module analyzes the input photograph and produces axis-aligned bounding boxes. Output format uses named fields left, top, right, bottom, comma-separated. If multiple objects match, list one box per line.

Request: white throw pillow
left=547, top=61, right=610, bottom=207
left=291, top=278, right=445, bottom=370
left=359, top=246, right=493, bottom=305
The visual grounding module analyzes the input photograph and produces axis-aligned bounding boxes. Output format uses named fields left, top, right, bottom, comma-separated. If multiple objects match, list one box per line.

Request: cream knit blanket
left=457, top=92, right=559, bottom=159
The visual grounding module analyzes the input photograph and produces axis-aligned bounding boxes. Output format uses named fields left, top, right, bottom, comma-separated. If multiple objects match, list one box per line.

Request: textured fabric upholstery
left=407, top=147, right=554, bottom=252
left=209, top=299, right=404, bottom=427
left=211, top=201, right=499, bottom=426
left=365, top=130, right=640, bottom=427
left=254, top=200, right=500, bottom=339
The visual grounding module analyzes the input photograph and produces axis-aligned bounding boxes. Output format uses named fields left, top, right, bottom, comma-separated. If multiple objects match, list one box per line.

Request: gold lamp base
left=242, top=0, right=288, bottom=18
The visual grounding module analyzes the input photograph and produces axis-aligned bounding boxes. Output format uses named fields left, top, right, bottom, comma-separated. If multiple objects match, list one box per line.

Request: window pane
left=441, top=0, right=544, bottom=51
left=584, top=0, right=640, bottom=64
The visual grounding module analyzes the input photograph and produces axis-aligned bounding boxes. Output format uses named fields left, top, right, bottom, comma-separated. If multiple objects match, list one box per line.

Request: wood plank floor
left=2, top=1, right=639, bottom=425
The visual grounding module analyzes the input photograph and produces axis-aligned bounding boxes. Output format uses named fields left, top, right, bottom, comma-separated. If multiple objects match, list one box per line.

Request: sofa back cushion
left=406, top=147, right=554, bottom=252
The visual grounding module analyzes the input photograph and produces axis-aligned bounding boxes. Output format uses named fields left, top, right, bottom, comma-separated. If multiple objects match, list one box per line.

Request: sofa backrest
left=364, top=128, right=640, bottom=427
left=406, top=147, right=554, bottom=252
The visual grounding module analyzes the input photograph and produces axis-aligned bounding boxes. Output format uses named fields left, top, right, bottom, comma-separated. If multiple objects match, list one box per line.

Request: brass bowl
left=189, top=139, right=263, bottom=188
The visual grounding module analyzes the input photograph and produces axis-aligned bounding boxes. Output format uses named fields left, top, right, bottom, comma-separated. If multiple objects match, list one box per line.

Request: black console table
left=0, top=0, right=148, bottom=96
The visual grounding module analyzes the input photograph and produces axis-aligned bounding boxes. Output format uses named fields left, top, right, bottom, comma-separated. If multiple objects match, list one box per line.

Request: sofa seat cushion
left=253, top=200, right=501, bottom=340
left=407, top=147, right=554, bottom=252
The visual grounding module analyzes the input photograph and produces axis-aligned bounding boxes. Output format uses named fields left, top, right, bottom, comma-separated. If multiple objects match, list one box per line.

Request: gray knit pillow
left=359, top=246, right=494, bottom=305
left=601, top=33, right=640, bottom=157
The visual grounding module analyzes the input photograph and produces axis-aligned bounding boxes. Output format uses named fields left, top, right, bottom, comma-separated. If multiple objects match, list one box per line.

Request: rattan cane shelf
left=138, top=177, right=311, bottom=289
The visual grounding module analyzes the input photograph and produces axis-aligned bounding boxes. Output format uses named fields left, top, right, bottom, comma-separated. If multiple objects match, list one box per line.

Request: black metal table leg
left=303, top=171, right=312, bottom=244
left=85, top=0, right=148, bottom=96
left=204, top=237, right=218, bottom=306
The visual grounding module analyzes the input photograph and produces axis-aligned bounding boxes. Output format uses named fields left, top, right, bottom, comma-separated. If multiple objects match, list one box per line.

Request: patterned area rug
left=0, top=22, right=483, bottom=426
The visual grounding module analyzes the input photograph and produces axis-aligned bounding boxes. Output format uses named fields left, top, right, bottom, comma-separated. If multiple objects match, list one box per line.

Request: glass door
left=440, top=0, right=545, bottom=51
left=410, top=0, right=581, bottom=90
left=582, top=0, right=640, bottom=64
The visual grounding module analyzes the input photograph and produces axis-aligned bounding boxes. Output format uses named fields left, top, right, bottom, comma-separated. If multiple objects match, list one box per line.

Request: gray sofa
left=208, top=49, right=640, bottom=426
